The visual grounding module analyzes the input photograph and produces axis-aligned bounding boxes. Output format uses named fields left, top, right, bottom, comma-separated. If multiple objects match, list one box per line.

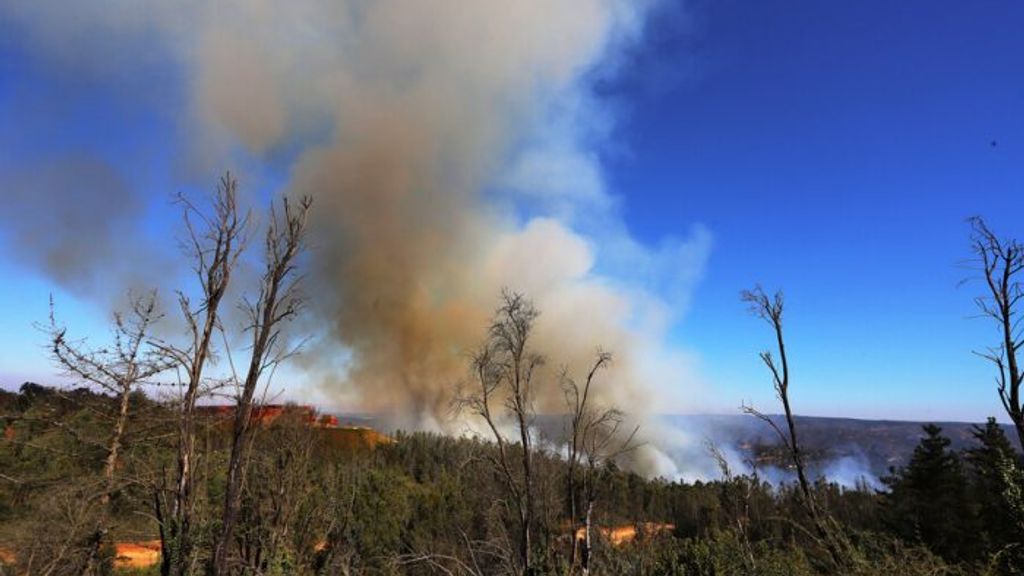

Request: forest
left=0, top=178, right=1022, bottom=576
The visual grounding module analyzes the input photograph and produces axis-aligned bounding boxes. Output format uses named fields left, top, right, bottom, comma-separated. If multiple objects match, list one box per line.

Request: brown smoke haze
left=1, top=156, right=142, bottom=292
left=2, top=1, right=712, bottom=471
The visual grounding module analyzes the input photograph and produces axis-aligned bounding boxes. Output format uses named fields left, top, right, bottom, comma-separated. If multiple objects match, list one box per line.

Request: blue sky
left=596, top=0, right=1024, bottom=421
left=1, top=1, right=1022, bottom=422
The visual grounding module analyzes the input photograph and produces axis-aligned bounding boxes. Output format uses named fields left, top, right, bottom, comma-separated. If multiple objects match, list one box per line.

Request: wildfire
left=575, top=523, right=675, bottom=547
left=0, top=542, right=163, bottom=570
left=114, top=540, right=162, bottom=569
left=197, top=405, right=394, bottom=449
left=197, top=404, right=324, bottom=426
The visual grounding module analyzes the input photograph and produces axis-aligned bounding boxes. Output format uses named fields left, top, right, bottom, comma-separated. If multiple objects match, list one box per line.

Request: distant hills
left=347, top=411, right=1020, bottom=486
left=667, top=414, right=1022, bottom=484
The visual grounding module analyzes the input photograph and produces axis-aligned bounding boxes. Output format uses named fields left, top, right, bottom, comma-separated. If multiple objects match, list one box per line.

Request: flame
left=574, top=522, right=675, bottom=547
left=114, top=540, right=162, bottom=569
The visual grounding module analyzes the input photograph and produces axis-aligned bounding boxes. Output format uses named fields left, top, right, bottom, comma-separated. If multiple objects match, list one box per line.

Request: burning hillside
left=197, top=404, right=334, bottom=427
left=197, top=404, right=394, bottom=451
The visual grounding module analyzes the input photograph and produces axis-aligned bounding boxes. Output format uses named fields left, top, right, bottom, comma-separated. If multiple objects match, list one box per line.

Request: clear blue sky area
left=599, top=0, right=1024, bottom=421
left=1, top=1, right=1022, bottom=421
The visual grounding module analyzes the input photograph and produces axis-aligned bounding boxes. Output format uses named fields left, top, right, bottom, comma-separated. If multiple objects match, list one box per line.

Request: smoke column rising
left=2, top=2, right=711, bottom=452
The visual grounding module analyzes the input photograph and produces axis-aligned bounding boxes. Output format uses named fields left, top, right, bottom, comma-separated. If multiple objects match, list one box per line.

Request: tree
left=459, top=290, right=545, bottom=576
left=706, top=441, right=758, bottom=572
left=968, top=217, right=1024, bottom=451
left=232, top=408, right=321, bottom=573
left=989, top=452, right=1024, bottom=573
left=561, top=351, right=637, bottom=575
left=43, top=291, right=170, bottom=574
left=965, top=418, right=1023, bottom=563
left=882, top=424, right=977, bottom=563
left=152, top=173, right=250, bottom=576
left=740, top=286, right=848, bottom=569
left=211, top=194, right=312, bottom=575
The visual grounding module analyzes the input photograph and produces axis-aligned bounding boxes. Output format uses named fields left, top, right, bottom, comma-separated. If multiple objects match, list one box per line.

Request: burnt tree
left=740, top=286, right=849, bottom=568
left=44, top=291, right=170, bottom=574
left=459, top=290, right=544, bottom=576
left=968, top=217, right=1024, bottom=451
left=561, top=351, right=637, bottom=576
left=153, top=174, right=249, bottom=576
left=211, top=194, right=311, bottom=575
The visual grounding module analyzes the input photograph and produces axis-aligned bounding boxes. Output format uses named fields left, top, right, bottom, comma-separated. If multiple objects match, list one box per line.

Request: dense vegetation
left=1, top=383, right=1022, bottom=575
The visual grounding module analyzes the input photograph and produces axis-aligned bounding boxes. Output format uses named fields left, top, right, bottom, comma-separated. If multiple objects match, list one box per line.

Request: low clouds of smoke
left=0, top=153, right=177, bottom=305
left=820, top=452, right=883, bottom=491
left=2, top=1, right=712, bottom=470
left=649, top=417, right=884, bottom=489
left=0, top=156, right=138, bottom=289
left=750, top=452, right=881, bottom=491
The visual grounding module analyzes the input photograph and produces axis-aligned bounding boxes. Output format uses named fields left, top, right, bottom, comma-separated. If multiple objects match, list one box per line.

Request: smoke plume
left=1, top=2, right=711, bottom=444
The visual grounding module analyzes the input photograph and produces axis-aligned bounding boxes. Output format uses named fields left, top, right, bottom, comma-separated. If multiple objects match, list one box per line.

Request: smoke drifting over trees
left=1, top=1, right=711, bottom=439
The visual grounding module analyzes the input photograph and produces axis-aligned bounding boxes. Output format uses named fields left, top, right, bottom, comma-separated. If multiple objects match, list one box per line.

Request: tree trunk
left=517, top=381, right=534, bottom=576
left=167, top=376, right=200, bottom=576
left=1000, top=296, right=1024, bottom=451
left=567, top=467, right=578, bottom=576
left=103, top=383, right=133, bottom=498
left=211, top=195, right=309, bottom=575
left=211, top=391, right=258, bottom=574
left=520, top=506, right=531, bottom=576
left=582, top=500, right=593, bottom=576
left=83, top=381, right=135, bottom=574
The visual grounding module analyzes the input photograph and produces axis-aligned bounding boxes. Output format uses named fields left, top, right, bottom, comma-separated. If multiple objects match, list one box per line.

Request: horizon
left=2, top=1, right=1023, bottom=424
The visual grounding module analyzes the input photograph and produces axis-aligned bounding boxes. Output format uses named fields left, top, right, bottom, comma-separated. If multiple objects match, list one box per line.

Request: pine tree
left=966, top=418, right=1019, bottom=556
left=882, top=424, right=978, bottom=563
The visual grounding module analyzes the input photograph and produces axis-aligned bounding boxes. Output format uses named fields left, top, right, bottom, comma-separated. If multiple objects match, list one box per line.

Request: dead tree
left=740, top=286, right=848, bottom=568
left=45, top=291, right=170, bottom=573
left=153, top=174, right=249, bottom=576
left=968, top=217, right=1024, bottom=451
left=706, top=440, right=757, bottom=572
left=459, top=290, right=544, bottom=576
left=226, top=408, right=320, bottom=573
left=211, top=194, right=311, bottom=575
left=561, top=352, right=637, bottom=576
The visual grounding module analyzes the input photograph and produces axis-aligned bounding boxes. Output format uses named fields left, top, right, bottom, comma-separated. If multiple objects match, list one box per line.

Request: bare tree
left=211, top=194, right=312, bottom=575
left=967, top=217, right=1024, bottom=451
left=153, top=174, right=249, bottom=576
left=229, top=408, right=321, bottom=573
left=561, top=352, right=637, bottom=576
left=458, top=290, right=544, bottom=576
left=706, top=440, right=757, bottom=572
left=44, top=291, right=170, bottom=574
left=740, top=286, right=848, bottom=568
